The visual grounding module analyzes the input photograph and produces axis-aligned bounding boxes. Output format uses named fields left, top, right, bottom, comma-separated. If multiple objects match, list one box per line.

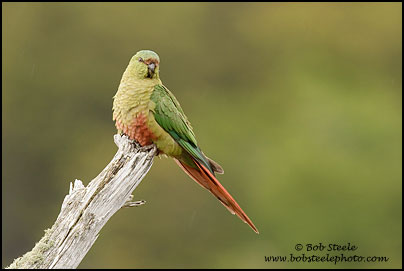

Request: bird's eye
left=138, top=57, right=144, bottom=62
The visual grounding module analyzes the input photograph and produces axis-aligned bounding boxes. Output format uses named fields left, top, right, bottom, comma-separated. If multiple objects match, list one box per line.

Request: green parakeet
left=113, top=50, right=258, bottom=233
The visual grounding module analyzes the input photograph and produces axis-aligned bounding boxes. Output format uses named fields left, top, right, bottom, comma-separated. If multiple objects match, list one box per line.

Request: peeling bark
left=7, top=134, right=157, bottom=269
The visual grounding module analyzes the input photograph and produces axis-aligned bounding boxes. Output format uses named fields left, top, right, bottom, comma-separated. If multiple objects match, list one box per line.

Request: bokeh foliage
left=2, top=2, right=402, bottom=268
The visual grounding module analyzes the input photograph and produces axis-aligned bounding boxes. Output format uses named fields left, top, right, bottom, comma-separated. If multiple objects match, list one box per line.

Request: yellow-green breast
left=113, top=74, right=183, bottom=157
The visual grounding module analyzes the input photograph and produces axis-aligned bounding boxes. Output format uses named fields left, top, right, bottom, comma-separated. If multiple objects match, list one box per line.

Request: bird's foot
left=139, top=144, right=157, bottom=153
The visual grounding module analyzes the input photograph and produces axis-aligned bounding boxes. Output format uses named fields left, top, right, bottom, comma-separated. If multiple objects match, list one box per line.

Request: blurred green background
left=2, top=2, right=402, bottom=269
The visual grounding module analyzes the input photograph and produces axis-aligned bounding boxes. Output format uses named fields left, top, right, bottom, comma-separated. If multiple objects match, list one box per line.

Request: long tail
left=175, top=157, right=259, bottom=234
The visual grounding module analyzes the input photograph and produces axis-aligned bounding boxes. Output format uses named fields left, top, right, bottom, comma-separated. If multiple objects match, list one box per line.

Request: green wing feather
left=150, top=84, right=214, bottom=173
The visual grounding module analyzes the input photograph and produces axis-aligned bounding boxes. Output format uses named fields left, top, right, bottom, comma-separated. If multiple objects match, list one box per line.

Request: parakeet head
left=128, top=50, right=161, bottom=79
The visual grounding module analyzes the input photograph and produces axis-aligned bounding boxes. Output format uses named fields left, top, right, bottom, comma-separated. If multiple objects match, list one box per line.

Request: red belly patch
left=115, top=113, right=156, bottom=146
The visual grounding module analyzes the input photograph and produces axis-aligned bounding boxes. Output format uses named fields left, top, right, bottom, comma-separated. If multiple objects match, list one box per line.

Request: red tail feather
left=175, top=157, right=259, bottom=234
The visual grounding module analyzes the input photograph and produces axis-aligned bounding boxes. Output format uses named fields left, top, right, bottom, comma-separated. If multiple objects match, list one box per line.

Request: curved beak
left=148, top=63, right=156, bottom=74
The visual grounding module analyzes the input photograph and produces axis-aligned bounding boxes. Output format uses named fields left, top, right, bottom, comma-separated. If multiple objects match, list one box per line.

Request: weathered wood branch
left=7, top=134, right=157, bottom=269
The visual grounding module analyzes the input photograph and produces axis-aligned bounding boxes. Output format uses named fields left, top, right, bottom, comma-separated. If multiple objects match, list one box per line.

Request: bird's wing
left=150, top=85, right=257, bottom=233
left=150, top=84, right=215, bottom=173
